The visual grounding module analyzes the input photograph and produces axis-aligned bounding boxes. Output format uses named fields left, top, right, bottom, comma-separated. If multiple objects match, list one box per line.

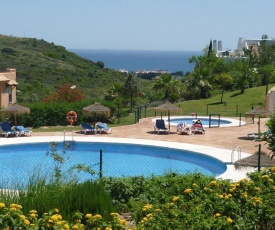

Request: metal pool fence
left=0, top=141, right=272, bottom=187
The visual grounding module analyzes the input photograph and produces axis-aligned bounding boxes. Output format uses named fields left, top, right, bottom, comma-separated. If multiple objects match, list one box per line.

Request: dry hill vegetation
left=0, top=34, right=128, bottom=101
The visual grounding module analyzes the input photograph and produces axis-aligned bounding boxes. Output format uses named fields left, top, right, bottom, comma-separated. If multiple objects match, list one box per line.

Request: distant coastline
left=70, top=49, right=203, bottom=73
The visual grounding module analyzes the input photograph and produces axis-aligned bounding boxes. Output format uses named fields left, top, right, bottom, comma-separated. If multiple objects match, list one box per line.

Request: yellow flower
left=0, top=203, right=5, bottom=209
left=184, top=188, right=192, bottom=194
left=192, top=183, right=198, bottom=187
left=30, top=210, right=37, bottom=214
left=64, top=224, right=70, bottom=230
left=269, top=179, right=274, bottom=183
left=56, top=221, right=62, bottom=226
left=261, top=174, right=269, bottom=179
left=10, top=207, right=17, bottom=212
left=50, top=215, right=59, bottom=222
left=94, top=214, right=102, bottom=219
left=227, top=217, right=233, bottom=224
left=172, top=196, right=180, bottom=202
left=110, top=212, right=119, bottom=217
left=143, top=204, right=152, bottom=211
left=119, top=219, right=127, bottom=225
left=24, top=219, right=30, bottom=225
left=85, top=213, right=92, bottom=219
left=271, top=167, right=275, bottom=173
left=219, top=194, right=223, bottom=199
left=105, top=227, right=112, bottom=230
left=54, top=208, right=59, bottom=213
left=203, top=187, right=208, bottom=191
left=16, top=204, right=22, bottom=209
left=146, top=213, right=153, bottom=218
left=255, top=187, right=261, bottom=191
left=19, top=215, right=26, bottom=220
left=57, top=214, right=62, bottom=220
left=9, top=204, right=17, bottom=208
left=215, top=213, right=221, bottom=217
left=72, top=225, right=79, bottom=229
left=209, top=181, right=217, bottom=186
left=155, top=208, right=162, bottom=212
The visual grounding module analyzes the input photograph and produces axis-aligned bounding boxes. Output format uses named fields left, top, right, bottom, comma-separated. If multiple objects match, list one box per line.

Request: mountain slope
left=0, top=34, right=127, bottom=100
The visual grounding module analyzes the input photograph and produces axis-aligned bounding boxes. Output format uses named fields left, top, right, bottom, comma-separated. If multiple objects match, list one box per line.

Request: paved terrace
left=0, top=117, right=272, bottom=181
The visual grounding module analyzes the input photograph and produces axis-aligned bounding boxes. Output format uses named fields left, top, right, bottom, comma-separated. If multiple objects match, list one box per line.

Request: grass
left=31, top=84, right=273, bottom=132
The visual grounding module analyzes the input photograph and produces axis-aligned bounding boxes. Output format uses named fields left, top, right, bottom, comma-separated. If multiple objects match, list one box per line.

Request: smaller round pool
left=166, top=116, right=242, bottom=127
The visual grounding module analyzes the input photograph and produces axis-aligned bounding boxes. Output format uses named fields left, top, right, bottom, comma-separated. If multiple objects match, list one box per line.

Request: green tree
left=152, top=74, right=182, bottom=102
left=123, top=73, right=143, bottom=112
left=213, top=72, right=234, bottom=103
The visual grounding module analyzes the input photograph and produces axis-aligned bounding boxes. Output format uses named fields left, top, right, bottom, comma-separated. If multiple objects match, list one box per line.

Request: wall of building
left=0, top=68, right=17, bottom=108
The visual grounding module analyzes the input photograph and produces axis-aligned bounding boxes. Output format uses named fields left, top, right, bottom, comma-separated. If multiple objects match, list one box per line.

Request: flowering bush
left=133, top=168, right=275, bottom=229
left=0, top=204, right=128, bottom=230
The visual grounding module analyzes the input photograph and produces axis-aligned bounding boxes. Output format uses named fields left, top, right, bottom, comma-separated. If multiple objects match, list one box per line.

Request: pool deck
left=0, top=116, right=271, bottom=181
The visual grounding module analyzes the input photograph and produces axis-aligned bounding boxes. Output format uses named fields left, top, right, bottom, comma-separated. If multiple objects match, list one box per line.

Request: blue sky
left=1, top=0, right=274, bottom=51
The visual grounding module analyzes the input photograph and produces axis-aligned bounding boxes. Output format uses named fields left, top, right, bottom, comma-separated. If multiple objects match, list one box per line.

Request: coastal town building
left=213, top=36, right=275, bottom=57
left=0, top=68, right=18, bottom=109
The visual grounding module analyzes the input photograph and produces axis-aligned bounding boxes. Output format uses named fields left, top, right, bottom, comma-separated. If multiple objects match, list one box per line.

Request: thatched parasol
left=83, top=102, right=110, bottom=125
left=154, top=102, right=182, bottom=129
left=0, top=103, right=30, bottom=125
left=245, top=107, right=271, bottom=133
left=83, top=102, right=110, bottom=117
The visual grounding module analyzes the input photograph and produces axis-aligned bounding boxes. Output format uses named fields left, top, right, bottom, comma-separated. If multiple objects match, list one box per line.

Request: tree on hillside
left=123, top=73, right=143, bottom=112
left=187, top=51, right=220, bottom=99
left=255, top=36, right=275, bottom=95
left=213, top=73, right=233, bottom=103
left=42, top=83, right=85, bottom=102
left=152, top=74, right=182, bottom=102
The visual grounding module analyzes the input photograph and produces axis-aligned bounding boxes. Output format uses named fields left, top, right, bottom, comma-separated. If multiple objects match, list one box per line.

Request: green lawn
left=32, top=84, right=274, bottom=132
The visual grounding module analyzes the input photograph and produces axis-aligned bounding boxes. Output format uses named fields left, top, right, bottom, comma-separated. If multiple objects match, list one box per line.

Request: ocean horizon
left=69, top=49, right=203, bottom=73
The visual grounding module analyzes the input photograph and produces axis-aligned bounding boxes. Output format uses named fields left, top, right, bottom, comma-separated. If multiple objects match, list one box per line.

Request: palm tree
left=152, top=74, right=182, bottom=101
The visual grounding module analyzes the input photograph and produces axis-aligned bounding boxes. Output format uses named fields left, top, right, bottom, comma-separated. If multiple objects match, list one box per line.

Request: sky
left=1, top=0, right=275, bottom=51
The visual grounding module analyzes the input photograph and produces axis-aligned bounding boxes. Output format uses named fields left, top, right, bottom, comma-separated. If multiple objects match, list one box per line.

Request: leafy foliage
left=0, top=34, right=127, bottom=102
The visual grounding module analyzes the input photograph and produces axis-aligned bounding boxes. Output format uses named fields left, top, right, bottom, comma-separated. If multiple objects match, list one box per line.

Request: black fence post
left=144, top=105, right=147, bottom=118
left=100, top=149, right=103, bottom=178
left=207, top=105, right=209, bottom=116
left=117, top=109, right=120, bottom=124
left=239, top=113, right=242, bottom=127
left=257, top=144, right=261, bottom=172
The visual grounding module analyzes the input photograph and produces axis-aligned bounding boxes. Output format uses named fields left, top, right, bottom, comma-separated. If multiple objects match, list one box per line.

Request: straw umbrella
left=154, top=102, right=182, bottom=129
left=82, top=102, right=110, bottom=125
left=245, top=107, right=271, bottom=133
left=0, top=103, right=30, bottom=126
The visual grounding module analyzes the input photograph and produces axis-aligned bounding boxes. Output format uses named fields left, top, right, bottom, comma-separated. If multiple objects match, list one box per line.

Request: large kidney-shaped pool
left=0, top=141, right=226, bottom=187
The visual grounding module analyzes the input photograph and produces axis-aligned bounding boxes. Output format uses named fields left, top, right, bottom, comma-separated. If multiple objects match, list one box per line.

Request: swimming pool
left=165, top=116, right=244, bottom=127
left=0, top=141, right=226, bottom=188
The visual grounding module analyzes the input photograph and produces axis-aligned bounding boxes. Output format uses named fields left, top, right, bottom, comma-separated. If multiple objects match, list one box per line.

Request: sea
left=69, top=49, right=203, bottom=73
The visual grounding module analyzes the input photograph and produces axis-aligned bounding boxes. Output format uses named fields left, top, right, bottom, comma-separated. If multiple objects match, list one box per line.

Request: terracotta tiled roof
left=0, top=74, right=9, bottom=81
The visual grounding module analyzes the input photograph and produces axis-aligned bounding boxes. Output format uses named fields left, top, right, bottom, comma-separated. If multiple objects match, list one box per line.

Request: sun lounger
left=191, top=119, right=205, bottom=134
left=177, top=123, right=191, bottom=135
left=154, top=119, right=170, bottom=134
left=81, top=123, right=97, bottom=134
left=0, top=121, right=19, bottom=137
left=14, top=126, right=32, bottom=136
left=96, top=122, right=112, bottom=134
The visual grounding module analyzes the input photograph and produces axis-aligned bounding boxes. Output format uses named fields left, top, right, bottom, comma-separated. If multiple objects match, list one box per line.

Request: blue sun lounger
left=0, top=121, right=19, bottom=138
left=96, top=122, right=112, bottom=134
left=154, top=119, right=170, bottom=134
left=14, top=126, right=32, bottom=136
left=81, top=123, right=97, bottom=134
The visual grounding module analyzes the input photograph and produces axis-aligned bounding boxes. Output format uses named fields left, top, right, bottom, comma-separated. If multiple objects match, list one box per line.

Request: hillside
left=0, top=34, right=128, bottom=100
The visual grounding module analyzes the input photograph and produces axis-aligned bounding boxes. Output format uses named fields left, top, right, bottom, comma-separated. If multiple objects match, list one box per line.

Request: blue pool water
left=169, top=117, right=232, bottom=126
left=0, top=142, right=226, bottom=187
